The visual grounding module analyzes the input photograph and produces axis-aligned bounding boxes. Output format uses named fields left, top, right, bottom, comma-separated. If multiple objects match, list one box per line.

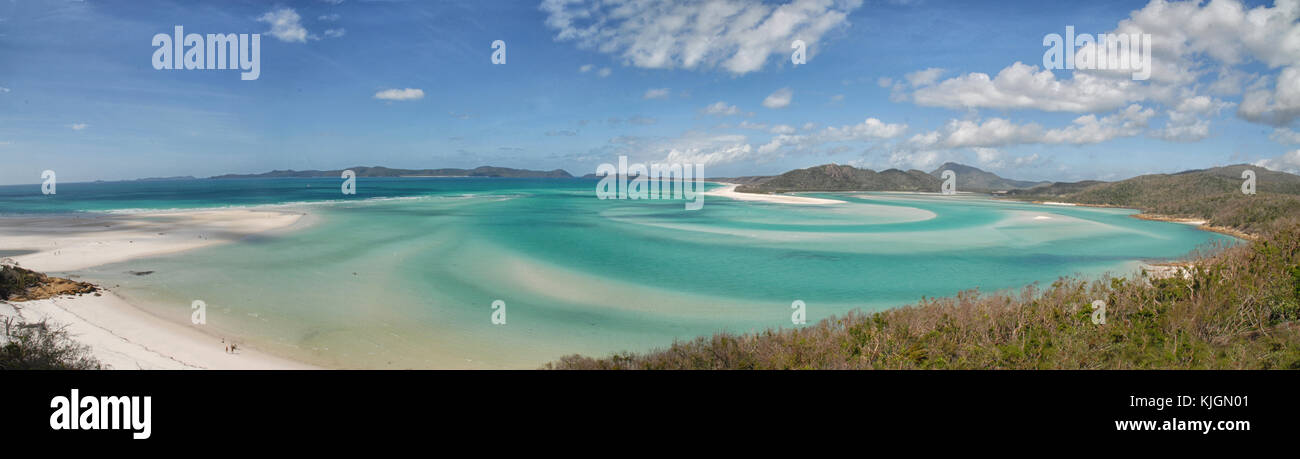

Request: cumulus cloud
left=1271, top=127, right=1300, bottom=144
left=970, top=147, right=1046, bottom=170
left=1238, top=67, right=1300, bottom=126
left=769, top=124, right=797, bottom=134
left=762, top=87, right=793, bottom=109
left=911, top=62, right=1143, bottom=113
left=907, top=118, right=1045, bottom=150
left=905, top=105, right=1155, bottom=150
left=904, top=67, right=945, bottom=87
left=757, top=117, right=908, bottom=155
left=1152, top=95, right=1232, bottom=142
left=373, top=88, right=425, bottom=101
left=1256, top=149, right=1300, bottom=174
left=664, top=140, right=758, bottom=166
left=597, top=131, right=762, bottom=167
left=70, top=123, right=89, bottom=131
left=258, top=8, right=309, bottom=43
left=643, top=88, right=671, bottom=100
left=1043, top=104, right=1157, bottom=144
left=904, top=0, right=1300, bottom=130
left=701, top=101, right=749, bottom=116
left=541, top=0, right=863, bottom=75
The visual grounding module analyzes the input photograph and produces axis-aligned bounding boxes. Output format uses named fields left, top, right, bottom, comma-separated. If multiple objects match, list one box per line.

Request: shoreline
left=705, top=183, right=845, bottom=205
left=0, top=207, right=317, bottom=369
left=2, top=290, right=314, bottom=369
left=1019, top=199, right=1258, bottom=240
left=0, top=208, right=311, bottom=273
left=1128, top=213, right=1256, bottom=240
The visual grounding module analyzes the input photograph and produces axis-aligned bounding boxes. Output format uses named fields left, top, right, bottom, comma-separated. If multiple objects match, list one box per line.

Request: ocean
left=0, top=178, right=1237, bottom=368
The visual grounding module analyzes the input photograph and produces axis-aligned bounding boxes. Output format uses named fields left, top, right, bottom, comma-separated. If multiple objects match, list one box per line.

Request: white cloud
left=664, top=141, right=757, bottom=167
left=762, top=87, right=793, bottom=109
left=643, top=88, right=671, bottom=100
left=906, top=105, right=1155, bottom=150
left=597, top=67, right=612, bottom=78
left=258, top=8, right=309, bottom=43
left=1152, top=95, right=1232, bottom=142
left=904, top=0, right=1300, bottom=129
left=971, top=147, right=1045, bottom=170
left=70, top=123, right=89, bottom=131
left=1256, top=149, right=1300, bottom=174
left=1042, top=104, right=1156, bottom=144
left=319, top=14, right=341, bottom=22
left=373, top=88, right=425, bottom=101
left=1238, top=66, right=1300, bottom=126
left=908, top=117, right=1044, bottom=149
left=1270, top=127, right=1300, bottom=144
left=904, top=67, right=944, bottom=87
left=911, top=62, right=1143, bottom=113
left=541, top=0, right=864, bottom=75
left=0, top=87, right=9, bottom=93
left=579, top=64, right=594, bottom=73
left=323, top=28, right=346, bottom=38
left=730, top=120, right=768, bottom=130
left=769, top=124, right=797, bottom=134
left=758, top=117, right=907, bottom=155
left=701, top=101, right=749, bottom=116
left=601, top=131, right=763, bottom=167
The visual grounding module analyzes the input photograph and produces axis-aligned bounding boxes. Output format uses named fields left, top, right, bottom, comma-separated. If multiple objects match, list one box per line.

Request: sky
left=1, top=0, right=1299, bottom=185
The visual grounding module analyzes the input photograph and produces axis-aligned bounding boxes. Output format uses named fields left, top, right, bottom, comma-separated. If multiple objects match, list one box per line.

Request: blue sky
left=1, top=0, right=1299, bottom=185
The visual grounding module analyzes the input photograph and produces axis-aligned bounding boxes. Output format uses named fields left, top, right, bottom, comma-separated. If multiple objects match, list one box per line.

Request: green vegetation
left=736, top=164, right=939, bottom=193
left=1, top=317, right=102, bottom=370
left=1010, top=164, right=1300, bottom=234
left=0, top=264, right=41, bottom=301
left=549, top=218, right=1300, bottom=370
left=1, top=264, right=97, bottom=301
left=928, top=162, right=1048, bottom=191
left=2, top=264, right=103, bottom=369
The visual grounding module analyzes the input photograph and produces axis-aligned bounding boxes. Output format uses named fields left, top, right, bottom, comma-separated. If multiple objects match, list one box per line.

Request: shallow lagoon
left=23, top=178, right=1234, bottom=368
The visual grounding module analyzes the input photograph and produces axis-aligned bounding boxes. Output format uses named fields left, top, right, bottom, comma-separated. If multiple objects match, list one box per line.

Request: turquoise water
left=0, top=178, right=1237, bottom=368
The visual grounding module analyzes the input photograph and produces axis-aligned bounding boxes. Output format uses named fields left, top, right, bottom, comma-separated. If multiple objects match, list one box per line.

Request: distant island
left=733, top=162, right=1048, bottom=194
left=726, top=161, right=1300, bottom=237
left=211, top=165, right=573, bottom=179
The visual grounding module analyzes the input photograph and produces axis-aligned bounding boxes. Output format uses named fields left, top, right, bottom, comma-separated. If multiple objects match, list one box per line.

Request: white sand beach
left=0, top=208, right=315, bottom=369
left=1, top=291, right=312, bottom=369
left=0, top=208, right=307, bottom=272
left=706, top=183, right=845, bottom=205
